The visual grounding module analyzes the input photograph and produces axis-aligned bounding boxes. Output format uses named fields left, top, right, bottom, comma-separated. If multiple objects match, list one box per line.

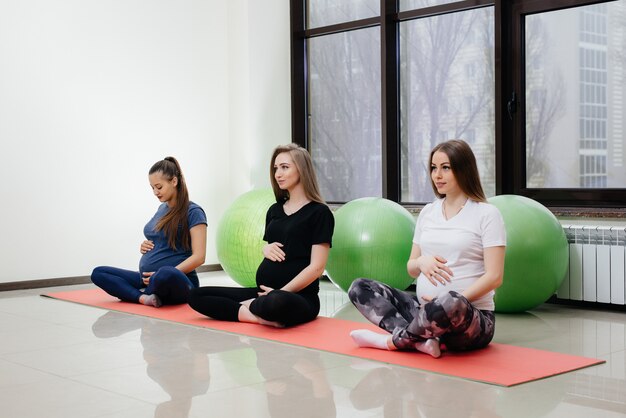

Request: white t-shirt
left=412, top=199, right=506, bottom=310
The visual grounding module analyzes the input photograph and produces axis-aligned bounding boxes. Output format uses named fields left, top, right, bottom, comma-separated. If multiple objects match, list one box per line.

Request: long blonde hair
left=270, top=144, right=325, bottom=204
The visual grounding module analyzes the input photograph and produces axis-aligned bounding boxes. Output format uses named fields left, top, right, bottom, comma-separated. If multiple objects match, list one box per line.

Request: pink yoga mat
left=44, top=288, right=605, bottom=387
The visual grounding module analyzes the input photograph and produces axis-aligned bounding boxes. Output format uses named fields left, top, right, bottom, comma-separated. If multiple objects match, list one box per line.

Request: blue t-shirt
left=139, top=202, right=207, bottom=286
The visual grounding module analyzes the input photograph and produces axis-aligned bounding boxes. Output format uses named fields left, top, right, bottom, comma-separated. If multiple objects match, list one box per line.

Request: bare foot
left=238, top=304, right=284, bottom=327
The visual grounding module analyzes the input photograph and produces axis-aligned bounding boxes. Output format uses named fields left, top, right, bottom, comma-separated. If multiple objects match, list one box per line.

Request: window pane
left=525, top=2, right=626, bottom=189
left=400, top=7, right=495, bottom=203
left=400, top=0, right=463, bottom=12
left=307, top=0, right=379, bottom=29
left=308, top=28, right=382, bottom=201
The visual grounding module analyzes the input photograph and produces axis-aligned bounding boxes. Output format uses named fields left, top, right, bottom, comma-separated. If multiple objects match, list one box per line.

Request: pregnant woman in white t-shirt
left=348, top=140, right=507, bottom=358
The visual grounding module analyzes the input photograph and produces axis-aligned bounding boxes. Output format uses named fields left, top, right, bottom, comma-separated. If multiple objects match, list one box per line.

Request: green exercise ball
left=489, top=195, right=568, bottom=313
left=216, top=189, right=275, bottom=287
left=326, top=197, right=416, bottom=293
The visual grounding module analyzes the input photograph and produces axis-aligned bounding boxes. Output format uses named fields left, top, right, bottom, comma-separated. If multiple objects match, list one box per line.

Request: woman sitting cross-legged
left=91, top=157, right=207, bottom=308
left=348, top=139, right=506, bottom=358
left=188, top=143, right=334, bottom=327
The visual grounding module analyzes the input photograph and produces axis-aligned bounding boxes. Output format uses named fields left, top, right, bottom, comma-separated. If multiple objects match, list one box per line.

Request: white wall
left=228, top=0, right=292, bottom=196
left=0, top=0, right=291, bottom=283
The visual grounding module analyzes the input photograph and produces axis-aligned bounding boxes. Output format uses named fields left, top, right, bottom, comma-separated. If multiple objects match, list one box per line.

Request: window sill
left=329, top=203, right=626, bottom=219
left=549, top=207, right=626, bottom=220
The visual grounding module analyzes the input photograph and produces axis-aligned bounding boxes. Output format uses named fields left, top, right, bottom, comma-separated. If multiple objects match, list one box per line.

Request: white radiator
left=558, top=225, right=626, bottom=305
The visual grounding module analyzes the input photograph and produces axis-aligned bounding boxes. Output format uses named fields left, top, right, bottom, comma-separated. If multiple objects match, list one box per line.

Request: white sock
left=350, top=329, right=394, bottom=350
left=415, top=339, right=441, bottom=358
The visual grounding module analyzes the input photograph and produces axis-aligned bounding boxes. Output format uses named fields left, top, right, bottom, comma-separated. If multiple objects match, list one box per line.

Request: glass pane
left=400, top=0, right=462, bottom=12
left=400, top=7, right=495, bottom=203
left=308, top=28, right=382, bottom=201
left=307, top=0, right=379, bottom=29
left=525, top=2, right=626, bottom=188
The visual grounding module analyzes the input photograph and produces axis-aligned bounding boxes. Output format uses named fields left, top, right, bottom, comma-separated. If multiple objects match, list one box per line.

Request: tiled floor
left=1, top=271, right=625, bottom=417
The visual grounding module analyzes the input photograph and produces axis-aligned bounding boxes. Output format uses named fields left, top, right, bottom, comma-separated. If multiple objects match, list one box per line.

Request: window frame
left=291, top=0, right=626, bottom=207
left=510, top=0, right=625, bottom=207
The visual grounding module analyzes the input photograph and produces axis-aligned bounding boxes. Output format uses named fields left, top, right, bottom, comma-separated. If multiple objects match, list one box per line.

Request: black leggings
left=188, top=286, right=320, bottom=327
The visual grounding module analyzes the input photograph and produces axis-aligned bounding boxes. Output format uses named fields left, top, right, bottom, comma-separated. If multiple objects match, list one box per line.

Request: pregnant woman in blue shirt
left=91, top=157, right=207, bottom=307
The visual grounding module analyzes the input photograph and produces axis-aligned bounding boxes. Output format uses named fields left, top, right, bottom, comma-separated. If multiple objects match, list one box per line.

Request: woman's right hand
left=140, top=240, right=154, bottom=254
left=263, top=242, right=285, bottom=262
left=417, top=255, right=453, bottom=285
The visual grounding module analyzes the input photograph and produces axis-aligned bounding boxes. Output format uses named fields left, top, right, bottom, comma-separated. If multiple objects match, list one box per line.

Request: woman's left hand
left=258, top=285, right=274, bottom=297
left=141, top=271, right=154, bottom=285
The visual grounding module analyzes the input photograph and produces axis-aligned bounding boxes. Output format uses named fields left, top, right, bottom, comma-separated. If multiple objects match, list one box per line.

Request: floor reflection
left=244, top=338, right=337, bottom=418
left=90, top=310, right=338, bottom=418
left=92, top=311, right=212, bottom=418
left=350, top=365, right=498, bottom=417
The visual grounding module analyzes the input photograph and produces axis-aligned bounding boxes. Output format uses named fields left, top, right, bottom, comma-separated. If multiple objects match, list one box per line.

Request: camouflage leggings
left=348, top=278, right=495, bottom=351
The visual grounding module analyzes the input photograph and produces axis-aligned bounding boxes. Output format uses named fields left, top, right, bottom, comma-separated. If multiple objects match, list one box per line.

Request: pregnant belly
left=416, top=275, right=457, bottom=303
left=256, top=258, right=308, bottom=289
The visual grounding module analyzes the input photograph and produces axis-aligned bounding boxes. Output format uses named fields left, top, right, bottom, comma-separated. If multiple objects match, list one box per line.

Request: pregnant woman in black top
left=188, top=144, right=334, bottom=327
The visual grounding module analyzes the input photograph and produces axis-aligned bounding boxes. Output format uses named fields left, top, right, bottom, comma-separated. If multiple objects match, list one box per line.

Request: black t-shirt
left=255, top=200, right=334, bottom=295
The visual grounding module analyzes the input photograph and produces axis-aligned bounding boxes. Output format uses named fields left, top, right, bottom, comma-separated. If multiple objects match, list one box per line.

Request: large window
left=291, top=0, right=626, bottom=206
left=400, top=7, right=495, bottom=202
left=524, top=2, right=626, bottom=190
left=512, top=0, right=626, bottom=205
left=309, top=28, right=382, bottom=201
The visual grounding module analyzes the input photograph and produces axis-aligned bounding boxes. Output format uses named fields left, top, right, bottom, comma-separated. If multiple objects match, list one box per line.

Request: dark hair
left=429, top=139, right=486, bottom=202
left=149, top=156, right=191, bottom=250
left=269, top=143, right=325, bottom=204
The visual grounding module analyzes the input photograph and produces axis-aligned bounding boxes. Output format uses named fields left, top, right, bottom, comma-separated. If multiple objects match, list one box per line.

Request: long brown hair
left=429, top=139, right=486, bottom=202
left=149, top=156, right=191, bottom=250
left=269, top=144, right=325, bottom=204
